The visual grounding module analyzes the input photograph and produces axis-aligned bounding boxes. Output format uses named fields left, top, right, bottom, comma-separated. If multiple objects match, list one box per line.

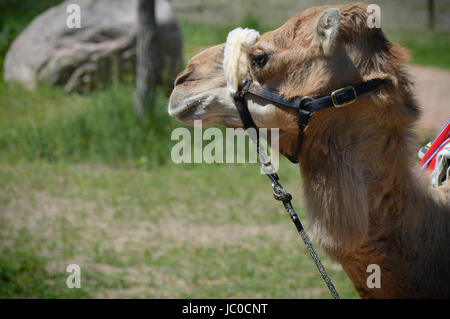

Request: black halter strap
left=233, top=78, right=385, bottom=163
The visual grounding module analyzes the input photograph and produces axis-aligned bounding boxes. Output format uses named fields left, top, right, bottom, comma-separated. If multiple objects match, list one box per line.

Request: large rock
left=4, top=0, right=183, bottom=93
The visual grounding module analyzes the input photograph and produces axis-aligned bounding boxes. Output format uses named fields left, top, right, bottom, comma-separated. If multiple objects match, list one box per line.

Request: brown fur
left=169, top=3, right=450, bottom=298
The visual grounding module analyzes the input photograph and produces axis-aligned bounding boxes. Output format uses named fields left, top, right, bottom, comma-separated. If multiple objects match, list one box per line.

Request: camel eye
left=250, top=53, right=268, bottom=69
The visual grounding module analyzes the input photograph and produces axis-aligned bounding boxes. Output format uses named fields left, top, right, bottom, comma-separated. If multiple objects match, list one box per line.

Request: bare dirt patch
left=408, top=65, right=450, bottom=135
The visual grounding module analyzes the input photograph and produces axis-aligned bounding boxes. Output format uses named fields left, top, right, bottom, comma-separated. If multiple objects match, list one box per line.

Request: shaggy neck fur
left=269, top=5, right=450, bottom=298
left=289, top=83, right=450, bottom=298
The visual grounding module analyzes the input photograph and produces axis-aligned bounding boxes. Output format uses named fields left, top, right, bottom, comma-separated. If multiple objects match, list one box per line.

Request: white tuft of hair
left=223, top=27, right=260, bottom=93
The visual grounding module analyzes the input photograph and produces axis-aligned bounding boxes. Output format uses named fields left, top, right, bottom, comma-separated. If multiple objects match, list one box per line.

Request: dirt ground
left=408, top=65, right=450, bottom=135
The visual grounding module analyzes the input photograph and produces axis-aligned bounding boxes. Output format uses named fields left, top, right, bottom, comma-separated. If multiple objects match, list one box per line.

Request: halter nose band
left=233, top=79, right=385, bottom=163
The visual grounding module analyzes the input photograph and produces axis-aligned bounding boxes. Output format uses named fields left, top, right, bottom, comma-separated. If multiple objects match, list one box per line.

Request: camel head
left=169, top=3, right=418, bottom=161
left=169, top=2, right=424, bottom=251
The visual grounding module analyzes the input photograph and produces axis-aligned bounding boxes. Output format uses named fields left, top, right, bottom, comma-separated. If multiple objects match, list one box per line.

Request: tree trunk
left=134, top=0, right=158, bottom=118
left=428, top=0, right=435, bottom=31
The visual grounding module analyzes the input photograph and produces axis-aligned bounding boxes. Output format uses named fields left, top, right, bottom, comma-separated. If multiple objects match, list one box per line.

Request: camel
left=168, top=3, right=450, bottom=298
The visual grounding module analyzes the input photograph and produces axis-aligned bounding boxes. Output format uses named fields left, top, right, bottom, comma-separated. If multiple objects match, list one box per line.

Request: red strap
left=419, top=119, right=450, bottom=171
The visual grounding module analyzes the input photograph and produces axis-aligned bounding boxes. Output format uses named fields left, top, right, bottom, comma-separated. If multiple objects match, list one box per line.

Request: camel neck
left=297, top=119, right=447, bottom=254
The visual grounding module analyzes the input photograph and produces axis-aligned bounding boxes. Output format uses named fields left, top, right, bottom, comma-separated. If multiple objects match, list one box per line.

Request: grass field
left=0, top=80, right=358, bottom=298
left=0, top=0, right=449, bottom=299
left=0, top=161, right=358, bottom=298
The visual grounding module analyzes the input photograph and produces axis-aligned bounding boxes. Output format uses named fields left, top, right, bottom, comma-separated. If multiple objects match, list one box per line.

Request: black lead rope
left=248, top=132, right=340, bottom=299
left=269, top=170, right=341, bottom=300
left=234, top=95, right=340, bottom=299
left=286, top=208, right=341, bottom=299
left=232, top=79, right=384, bottom=299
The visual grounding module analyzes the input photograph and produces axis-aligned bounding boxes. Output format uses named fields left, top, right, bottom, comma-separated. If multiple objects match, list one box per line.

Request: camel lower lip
left=169, top=97, right=207, bottom=118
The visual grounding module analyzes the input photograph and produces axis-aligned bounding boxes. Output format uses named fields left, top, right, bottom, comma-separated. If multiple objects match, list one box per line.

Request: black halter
left=233, top=78, right=385, bottom=163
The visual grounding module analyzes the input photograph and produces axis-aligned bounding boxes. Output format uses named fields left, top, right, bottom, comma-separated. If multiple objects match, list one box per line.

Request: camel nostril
left=174, top=65, right=196, bottom=86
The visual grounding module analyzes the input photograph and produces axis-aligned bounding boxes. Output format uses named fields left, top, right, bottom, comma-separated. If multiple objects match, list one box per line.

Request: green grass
left=386, top=29, right=450, bottom=69
left=0, top=78, right=357, bottom=298
left=179, top=14, right=269, bottom=62
left=0, top=82, right=178, bottom=165
left=0, top=161, right=357, bottom=298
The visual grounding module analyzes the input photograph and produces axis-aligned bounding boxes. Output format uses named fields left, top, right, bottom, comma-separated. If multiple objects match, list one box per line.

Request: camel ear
left=316, top=8, right=340, bottom=56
